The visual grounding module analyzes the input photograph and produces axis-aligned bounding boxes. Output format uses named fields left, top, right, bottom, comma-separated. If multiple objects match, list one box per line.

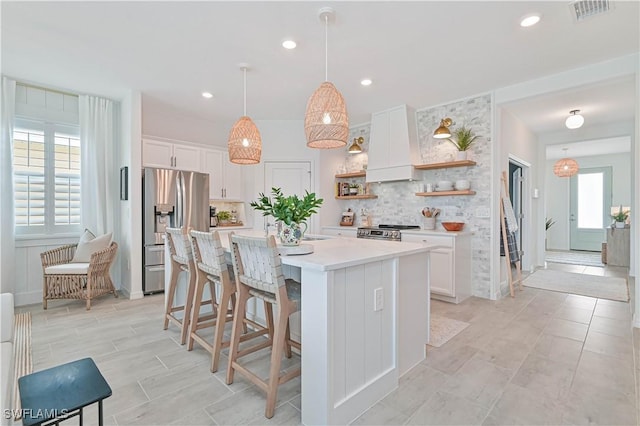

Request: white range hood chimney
left=366, top=105, right=419, bottom=183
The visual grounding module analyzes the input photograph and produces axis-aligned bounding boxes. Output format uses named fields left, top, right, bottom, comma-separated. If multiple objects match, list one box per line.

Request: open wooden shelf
left=415, top=190, right=476, bottom=197
left=335, top=195, right=378, bottom=200
left=335, top=171, right=367, bottom=178
left=414, top=160, right=476, bottom=170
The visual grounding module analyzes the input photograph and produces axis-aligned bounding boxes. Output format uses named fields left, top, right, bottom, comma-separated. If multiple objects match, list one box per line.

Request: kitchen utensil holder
left=424, top=217, right=436, bottom=230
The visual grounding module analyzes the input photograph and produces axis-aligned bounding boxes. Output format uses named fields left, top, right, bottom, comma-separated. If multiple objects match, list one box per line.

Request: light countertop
left=214, top=229, right=433, bottom=272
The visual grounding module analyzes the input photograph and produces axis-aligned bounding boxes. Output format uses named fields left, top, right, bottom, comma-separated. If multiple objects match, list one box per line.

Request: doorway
left=569, top=167, right=612, bottom=252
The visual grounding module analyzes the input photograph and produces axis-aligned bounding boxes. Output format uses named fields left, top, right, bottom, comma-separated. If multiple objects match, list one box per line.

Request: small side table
left=18, top=358, right=112, bottom=426
left=606, top=226, right=630, bottom=267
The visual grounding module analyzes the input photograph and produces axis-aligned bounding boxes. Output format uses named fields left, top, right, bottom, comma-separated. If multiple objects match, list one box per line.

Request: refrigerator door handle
left=176, top=171, right=183, bottom=227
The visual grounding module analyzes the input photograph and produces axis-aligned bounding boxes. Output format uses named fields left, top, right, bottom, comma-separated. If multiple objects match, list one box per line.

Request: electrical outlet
left=374, top=288, right=384, bottom=311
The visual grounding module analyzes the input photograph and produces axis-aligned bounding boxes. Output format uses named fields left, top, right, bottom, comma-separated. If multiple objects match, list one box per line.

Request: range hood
left=366, top=104, right=420, bottom=183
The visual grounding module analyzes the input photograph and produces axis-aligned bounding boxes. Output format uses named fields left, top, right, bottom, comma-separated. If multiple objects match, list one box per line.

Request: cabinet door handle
left=221, top=188, right=224, bottom=198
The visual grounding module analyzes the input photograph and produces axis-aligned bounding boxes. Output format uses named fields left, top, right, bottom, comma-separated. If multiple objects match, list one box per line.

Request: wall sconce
left=348, top=136, right=364, bottom=154
left=433, top=118, right=453, bottom=139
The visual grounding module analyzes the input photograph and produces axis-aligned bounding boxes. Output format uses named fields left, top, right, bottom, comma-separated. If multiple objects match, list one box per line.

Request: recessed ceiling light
left=282, top=40, right=297, bottom=49
left=520, top=13, right=541, bottom=27
left=202, top=92, right=213, bottom=99
left=360, top=79, right=372, bottom=86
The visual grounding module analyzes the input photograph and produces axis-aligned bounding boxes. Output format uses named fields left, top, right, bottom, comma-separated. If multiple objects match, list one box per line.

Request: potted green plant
left=217, top=210, right=232, bottom=225
left=611, top=205, right=629, bottom=228
left=349, top=183, right=359, bottom=195
left=250, top=187, right=324, bottom=246
left=448, top=126, right=479, bottom=160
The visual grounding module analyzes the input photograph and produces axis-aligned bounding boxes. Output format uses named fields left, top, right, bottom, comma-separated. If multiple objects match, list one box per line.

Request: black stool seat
left=18, top=358, right=112, bottom=426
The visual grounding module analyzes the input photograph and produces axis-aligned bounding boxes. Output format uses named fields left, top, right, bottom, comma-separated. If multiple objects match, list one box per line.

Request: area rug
left=545, top=250, right=603, bottom=267
left=13, top=312, right=32, bottom=420
left=429, top=315, right=470, bottom=347
left=523, top=269, right=628, bottom=302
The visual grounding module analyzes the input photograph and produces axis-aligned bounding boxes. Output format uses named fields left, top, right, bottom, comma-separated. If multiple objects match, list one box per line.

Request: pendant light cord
left=325, top=15, right=328, bottom=82
left=243, top=67, right=247, bottom=116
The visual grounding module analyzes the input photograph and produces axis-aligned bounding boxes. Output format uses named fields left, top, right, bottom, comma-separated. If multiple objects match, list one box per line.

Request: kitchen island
left=167, top=231, right=434, bottom=425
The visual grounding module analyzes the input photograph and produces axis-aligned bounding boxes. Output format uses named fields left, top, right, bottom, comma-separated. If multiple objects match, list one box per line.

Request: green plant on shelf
left=611, top=205, right=630, bottom=222
left=448, top=126, right=479, bottom=151
left=217, top=210, right=232, bottom=221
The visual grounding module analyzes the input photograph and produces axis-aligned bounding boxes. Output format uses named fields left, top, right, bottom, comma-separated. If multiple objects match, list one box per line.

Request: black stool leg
left=79, top=407, right=83, bottom=426
left=98, top=400, right=104, bottom=426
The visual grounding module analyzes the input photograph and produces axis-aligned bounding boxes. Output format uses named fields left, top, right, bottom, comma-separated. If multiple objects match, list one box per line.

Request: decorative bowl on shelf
left=441, top=222, right=465, bottom=231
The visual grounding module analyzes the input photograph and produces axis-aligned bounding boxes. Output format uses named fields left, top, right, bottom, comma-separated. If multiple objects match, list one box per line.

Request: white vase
left=615, top=221, right=625, bottom=229
left=455, top=151, right=468, bottom=161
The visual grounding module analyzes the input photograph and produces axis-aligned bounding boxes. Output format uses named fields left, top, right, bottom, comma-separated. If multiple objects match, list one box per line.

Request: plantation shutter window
left=13, top=120, right=81, bottom=235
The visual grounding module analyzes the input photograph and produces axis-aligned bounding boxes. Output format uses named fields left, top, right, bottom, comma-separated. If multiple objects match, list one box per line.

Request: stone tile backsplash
left=339, top=94, right=493, bottom=298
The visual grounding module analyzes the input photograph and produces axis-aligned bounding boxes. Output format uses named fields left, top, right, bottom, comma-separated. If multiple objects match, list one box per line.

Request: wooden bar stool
left=163, top=227, right=197, bottom=345
left=188, top=230, right=271, bottom=372
left=227, top=232, right=301, bottom=419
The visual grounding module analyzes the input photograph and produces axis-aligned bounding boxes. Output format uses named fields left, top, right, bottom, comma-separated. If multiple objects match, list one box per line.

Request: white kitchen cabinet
left=142, top=138, right=200, bottom=171
left=201, top=149, right=243, bottom=200
left=321, top=226, right=357, bottom=238
left=402, top=231, right=471, bottom=304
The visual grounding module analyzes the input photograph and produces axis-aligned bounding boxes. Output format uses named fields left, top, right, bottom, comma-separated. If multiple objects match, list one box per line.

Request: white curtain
left=79, top=95, right=116, bottom=235
left=0, top=77, right=16, bottom=294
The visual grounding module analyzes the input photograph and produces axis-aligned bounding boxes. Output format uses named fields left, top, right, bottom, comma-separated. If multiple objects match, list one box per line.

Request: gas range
left=356, top=224, right=421, bottom=242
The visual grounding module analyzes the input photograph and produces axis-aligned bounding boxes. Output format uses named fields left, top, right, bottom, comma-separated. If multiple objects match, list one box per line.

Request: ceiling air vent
left=569, top=0, right=612, bottom=22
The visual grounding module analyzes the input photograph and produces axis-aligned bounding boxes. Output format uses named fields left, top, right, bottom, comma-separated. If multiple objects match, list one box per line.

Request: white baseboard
left=14, top=291, right=41, bottom=307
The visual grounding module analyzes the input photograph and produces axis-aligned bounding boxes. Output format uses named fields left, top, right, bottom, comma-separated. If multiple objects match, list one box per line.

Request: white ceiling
left=546, top=136, right=631, bottom=159
left=2, top=1, right=638, bottom=129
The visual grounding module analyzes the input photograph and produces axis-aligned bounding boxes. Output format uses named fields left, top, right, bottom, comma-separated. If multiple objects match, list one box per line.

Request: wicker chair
left=40, top=242, right=118, bottom=310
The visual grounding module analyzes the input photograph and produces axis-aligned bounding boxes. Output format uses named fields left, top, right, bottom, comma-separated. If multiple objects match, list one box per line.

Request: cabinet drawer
left=401, top=234, right=453, bottom=248
left=322, top=228, right=357, bottom=238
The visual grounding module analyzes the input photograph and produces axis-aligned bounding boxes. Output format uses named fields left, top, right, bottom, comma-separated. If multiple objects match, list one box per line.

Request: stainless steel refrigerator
left=142, top=167, right=209, bottom=294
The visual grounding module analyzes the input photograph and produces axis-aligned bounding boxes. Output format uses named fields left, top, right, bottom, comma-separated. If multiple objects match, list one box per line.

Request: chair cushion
left=44, top=263, right=90, bottom=275
left=247, top=278, right=300, bottom=312
left=71, top=229, right=112, bottom=263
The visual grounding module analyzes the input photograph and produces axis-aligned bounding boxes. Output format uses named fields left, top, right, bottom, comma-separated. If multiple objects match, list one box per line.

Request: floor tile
left=405, top=391, right=490, bottom=425
left=381, top=364, right=449, bottom=414
left=589, top=314, right=633, bottom=338
left=562, top=382, right=636, bottom=425
left=572, top=350, right=635, bottom=399
left=471, top=336, right=529, bottom=373
left=483, top=383, right=564, bottom=425
left=422, top=344, right=478, bottom=375
left=350, top=401, right=409, bottom=425
left=553, top=306, right=593, bottom=324
left=510, top=353, right=576, bottom=400
left=563, top=294, right=597, bottom=310
left=583, top=329, right=633, bottom=362
left=593, top=302, right=632, bottom=321
left=543, top=318, right=588, bottom=342
left=440, top=357, right=512, bottom=408
left=532, top=334, right=583, bottom=368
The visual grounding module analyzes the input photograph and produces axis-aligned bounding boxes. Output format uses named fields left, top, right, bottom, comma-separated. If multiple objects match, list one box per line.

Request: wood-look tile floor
left=19, top=263, right=637, bottom=425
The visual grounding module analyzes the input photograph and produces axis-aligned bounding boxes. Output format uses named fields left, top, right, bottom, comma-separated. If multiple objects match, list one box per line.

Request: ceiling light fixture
left=520, top=13, right=541, bottom=27
left=433, top=118, right=453, bottom=139
left=228, top=64, right=262, bottom=165
left=304, top=7, right=348, bottom=149
left=360, top=79, right=372, bottom=86
left=565, top=109, right=584, bottom=129
left=553, top=148, right=579, bottom=177
left=282, top=40, right=297, bottom=49
left=348, top=136, right=364, bottom=154
left=202, top=92, right=213, bottom=99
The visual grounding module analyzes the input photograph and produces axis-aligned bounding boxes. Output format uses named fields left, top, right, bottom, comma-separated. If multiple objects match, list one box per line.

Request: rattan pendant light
left=305, top=7, right=348, bottom=149
left=553, top=148, right=579, bottom=177
left=228, top=64, right=262, bottom=164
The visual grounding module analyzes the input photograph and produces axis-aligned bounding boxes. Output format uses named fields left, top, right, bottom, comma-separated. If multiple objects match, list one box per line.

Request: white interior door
left=570, top=167, right=611, bottom=251
left=264, top=161, right=313, bottom=229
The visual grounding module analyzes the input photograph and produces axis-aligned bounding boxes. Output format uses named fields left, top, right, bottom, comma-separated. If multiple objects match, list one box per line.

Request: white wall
left=499, top=108, right=539, bottom=277
left=142, top=96, right=230, bottom=147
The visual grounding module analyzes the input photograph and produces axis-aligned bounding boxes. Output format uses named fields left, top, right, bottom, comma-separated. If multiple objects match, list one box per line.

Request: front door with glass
left=569, top=167, right=612, bottom=251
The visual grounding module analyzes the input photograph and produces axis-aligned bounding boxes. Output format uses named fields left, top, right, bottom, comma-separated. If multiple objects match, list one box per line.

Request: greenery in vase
left=250, top=187, right=323, bottom=226
left=545, top=217, right=556, bottom=231
left=447, top=126, right=479, bottom=151
left=217, top=210, right=231, bottom=221
left=611, top=205, right=630, bottom=222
